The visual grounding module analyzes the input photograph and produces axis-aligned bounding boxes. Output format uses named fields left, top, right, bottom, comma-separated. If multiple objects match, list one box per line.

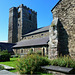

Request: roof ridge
left=22, top=25, right=50, bottom=37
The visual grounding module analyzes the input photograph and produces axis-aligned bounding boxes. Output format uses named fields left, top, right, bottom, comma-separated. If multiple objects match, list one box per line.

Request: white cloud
left=0, top=41, right=8, bottom=43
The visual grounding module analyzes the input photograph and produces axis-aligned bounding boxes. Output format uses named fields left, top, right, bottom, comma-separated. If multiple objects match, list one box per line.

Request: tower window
left=18, top=12, right=20, bottom=18
left=53, top=26, right=55, bottom=30
left=28, top=10, right=31, bottom=14
left=29, top=14, right=31, bottom=20
left=18, top=8, right=21, bottom=12
left=41, top=34, right=43, bottom=36
left=21, top=50, right=23, bottom=53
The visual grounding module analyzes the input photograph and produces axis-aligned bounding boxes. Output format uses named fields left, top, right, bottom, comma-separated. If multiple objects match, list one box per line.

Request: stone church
left=8, top=0, right=75, bottom=59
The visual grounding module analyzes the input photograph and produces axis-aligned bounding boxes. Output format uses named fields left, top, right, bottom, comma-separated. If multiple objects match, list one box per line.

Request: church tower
left=8, top=4, right=37, bottom=43
left=8, top=7, right=18, bottom=43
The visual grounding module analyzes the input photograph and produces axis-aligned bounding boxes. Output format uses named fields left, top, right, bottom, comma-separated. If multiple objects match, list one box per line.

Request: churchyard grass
left=0, top=58, right=19, bottom=72
left=0, top=58, right=18, bottom=67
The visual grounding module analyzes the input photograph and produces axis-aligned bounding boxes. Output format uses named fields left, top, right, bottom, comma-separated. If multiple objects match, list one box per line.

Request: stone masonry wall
left=8, top=7, right=18, bottom=43
left=13, top=46, right=48, bottom=56
left=52, top=0, right=75, bottom=58
left=48, top=18, right=58, bottom=59
left=22, top=31, right=49, bottom=40
left=18, top=4, right=37, bottom=41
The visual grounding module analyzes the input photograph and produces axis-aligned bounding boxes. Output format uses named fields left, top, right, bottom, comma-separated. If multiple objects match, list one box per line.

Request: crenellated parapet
left=18, top=4, right=37, bottom=14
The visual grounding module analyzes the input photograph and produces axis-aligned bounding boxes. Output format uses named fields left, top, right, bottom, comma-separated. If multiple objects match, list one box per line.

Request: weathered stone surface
left=22, top=31, right=49, bottom=40
left=41, top=65, right=73, bottom=73
left=48, top=18, right=58, bottom=59
left=52, top=0, right=75, bottom=59
left=41, top=65, right=74, bottom=74
left=8, top=7, right=18, bottom=43
left=13, top=46, right=48, bottom=56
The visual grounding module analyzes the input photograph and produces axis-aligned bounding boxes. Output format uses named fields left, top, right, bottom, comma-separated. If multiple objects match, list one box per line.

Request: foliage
left=16, top=54, right=50, bottom=74
left=36, top=51, right=42, bottom=55
left=0, top=50, right=10, bottom=62
left=49, top=55, right=75, bottom=68
left=11, top=55, right=18, bottom=58
left=28, top=49, right=34, bottom=54
left=36, top=72, right=52, bottom=75
left=51, top=23, right=55, bottom=27
left=0, top=65, right=4, bottom=70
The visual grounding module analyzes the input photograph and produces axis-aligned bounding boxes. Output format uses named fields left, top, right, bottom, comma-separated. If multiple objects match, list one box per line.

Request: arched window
left=18, top=8, right=21, bottom=12
left=43, top=48, right=45, bottom=56
left=21, top=50, right=23, bottom=53
left=18, top=8, right=21, bottom=18
left=28, top=10, right=31, bottom=14
left=41, top=34, right=43, bottom=36
left=18, top=12, right=20, bottom=18
left=29, top=48, right=34, bottom=54
left=31, top=48, right=34, bottom=53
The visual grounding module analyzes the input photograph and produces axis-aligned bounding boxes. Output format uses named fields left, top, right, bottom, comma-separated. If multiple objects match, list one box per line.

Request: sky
left=0, top=0, right=59, bottom=42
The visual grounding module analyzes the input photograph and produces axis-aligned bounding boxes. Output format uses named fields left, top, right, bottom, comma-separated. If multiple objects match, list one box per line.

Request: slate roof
left=13, top=36, right=49, bottom=48
left=22, top=25, right=50, bottom=37
left=0, top=42, right=15, bottom=52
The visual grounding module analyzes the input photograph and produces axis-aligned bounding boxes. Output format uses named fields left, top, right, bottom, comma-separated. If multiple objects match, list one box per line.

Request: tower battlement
left=9, top=4, right=37, bottom=14
left=19, top=4, right=37, bottom=14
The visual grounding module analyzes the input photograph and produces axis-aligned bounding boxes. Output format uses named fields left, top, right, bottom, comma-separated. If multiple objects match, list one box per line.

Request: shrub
left=28, top=49, right=34, bottom=54
left=36, top=51, right=42, bottom=55
left=0, top=65, right=4, bottom=70
left=11, top=55, right=18, bottom=58
left=16, top=54, right=50, bottom=74
left=0, top=50, right=10, bottom=62
left=49, top=55, right=75, bottom=68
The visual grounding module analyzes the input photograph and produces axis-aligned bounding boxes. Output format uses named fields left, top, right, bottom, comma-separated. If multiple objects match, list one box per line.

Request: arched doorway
left=43, top=48, right=45, bottom=56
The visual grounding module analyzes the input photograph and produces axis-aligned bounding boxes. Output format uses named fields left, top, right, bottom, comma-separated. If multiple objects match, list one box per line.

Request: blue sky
left=0, top=0, right=59, bottom=42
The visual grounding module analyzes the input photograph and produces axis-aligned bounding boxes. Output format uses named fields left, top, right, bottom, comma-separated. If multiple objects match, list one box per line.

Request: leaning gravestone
left=0, top=64, right=15, bottom=70
left=41, top=65, right=74, bottom=74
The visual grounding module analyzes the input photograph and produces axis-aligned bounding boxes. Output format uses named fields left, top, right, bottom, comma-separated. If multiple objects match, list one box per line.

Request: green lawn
left=36, top=72, right=52, bottom=75
left=0, top=58, right=18, bottom=73
left=0, top=58, right=18, bottom=68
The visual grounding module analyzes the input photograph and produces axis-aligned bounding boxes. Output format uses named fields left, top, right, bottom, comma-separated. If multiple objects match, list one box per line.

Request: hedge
left=0, top=50, right=10, bottom=62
